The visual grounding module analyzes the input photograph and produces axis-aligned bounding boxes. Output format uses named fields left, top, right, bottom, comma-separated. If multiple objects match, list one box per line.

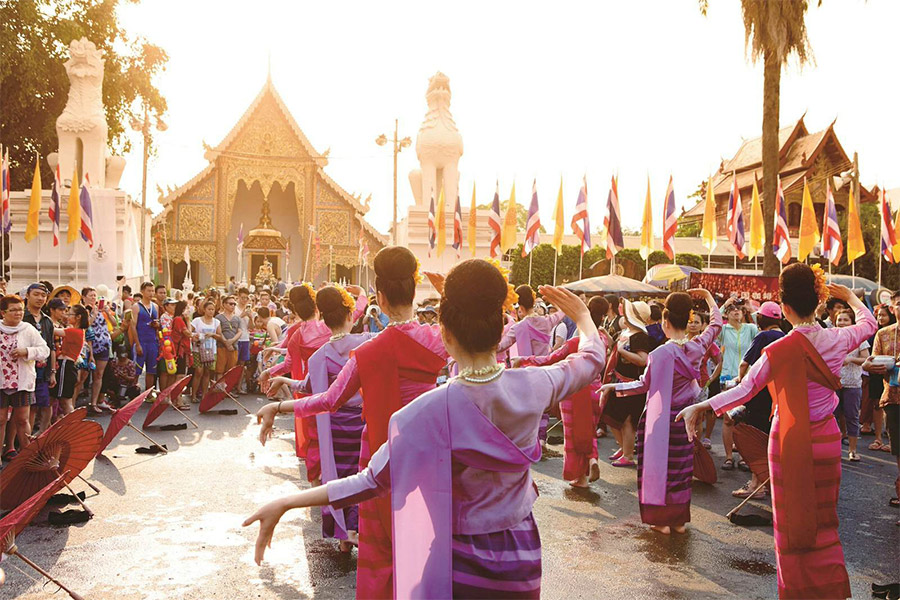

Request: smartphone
left=98, top=298, right=106, bottom=310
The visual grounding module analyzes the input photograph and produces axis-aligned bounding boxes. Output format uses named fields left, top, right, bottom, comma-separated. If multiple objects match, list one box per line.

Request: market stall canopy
left=563, top=275, right=666, bottom=296
left=643, top=264, right=700, bottom=287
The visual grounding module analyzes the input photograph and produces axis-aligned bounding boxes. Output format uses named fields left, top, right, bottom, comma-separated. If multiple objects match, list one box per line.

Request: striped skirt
left=560, top=397, right=598, bottom=481
left=769, top=416, right=850, bottom=600
left=451, top=513, right=542, bottom=599
left=355, top=431, right=394, bottom=600
left=322, top=405, right=364, bottom=539
left=635, top=403, right=693, bottom=527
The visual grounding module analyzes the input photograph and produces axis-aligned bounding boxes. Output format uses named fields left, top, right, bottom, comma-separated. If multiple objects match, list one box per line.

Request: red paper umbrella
left=733, top=423, right=769, bottom=482
left=200, top=366, right=250, bottom=414
left=96, top=389, right=167, bottom=457
left=692, top=438, right=717, bottom=484
left=0, top=472, right=85, bottom=599
left=142, top=375, right=198, bottom=429
left=0, top=415, right=102, bottom=515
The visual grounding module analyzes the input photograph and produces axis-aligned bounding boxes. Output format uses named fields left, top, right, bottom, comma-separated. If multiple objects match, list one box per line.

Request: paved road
left=5, top=394, right=898, bottom=599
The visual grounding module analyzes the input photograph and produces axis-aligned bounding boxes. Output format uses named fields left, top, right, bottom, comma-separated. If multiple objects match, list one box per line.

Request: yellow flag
left=748, top=176, right=764, bottom=259
left=846, top=185, right=865, bottom=262
left=25, top=154, right=42, bottom=242
left=798, top=178, right=819, bottom=261
left=468, top=182, right=477, bottom=256
left=552, top=177, right=564, bottom=254
left=501, top=183, right=517, bottom=252
left=640, top=177, right=653, bottom=260
left=701, top=175, right=717, bottom=252
left=436, top=185, right=446, bottom=256
left=67, top=169, right=81, bottom=244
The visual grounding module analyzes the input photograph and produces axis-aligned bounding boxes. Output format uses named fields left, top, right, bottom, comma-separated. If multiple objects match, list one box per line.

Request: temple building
left=681, top=116, right=879, bottom=238
left=154, top=74, right=385, bottom=288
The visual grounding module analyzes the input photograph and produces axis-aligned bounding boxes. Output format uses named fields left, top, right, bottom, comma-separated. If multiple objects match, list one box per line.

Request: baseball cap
left=756, top=301, right=782, bottom=320
left=163, top=297, right=178, bottom=305
left=26, top=283, right=48, bottom=294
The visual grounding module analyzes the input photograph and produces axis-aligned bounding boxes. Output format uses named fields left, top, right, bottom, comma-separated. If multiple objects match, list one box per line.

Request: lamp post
left=375, top=120, right=411, bottom=245
left=131, top=104, right=167, bottom=277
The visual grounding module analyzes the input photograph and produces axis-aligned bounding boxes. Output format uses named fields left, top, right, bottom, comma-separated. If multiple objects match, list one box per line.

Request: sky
left=115, top=0, right=900, bottom=236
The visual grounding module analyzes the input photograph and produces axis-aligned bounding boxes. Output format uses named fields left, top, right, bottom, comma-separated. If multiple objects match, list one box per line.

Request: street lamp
left=375, top=119, right=411, bottom=245
left=131, top=104, right=167, bottom=276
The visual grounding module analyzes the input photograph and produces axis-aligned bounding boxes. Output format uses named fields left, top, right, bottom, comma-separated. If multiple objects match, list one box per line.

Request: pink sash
left=389, top=384, right=540, bottom=599
left=641, top=344, right=700, bottom=506
left=514, top=319, right=550, bottom=358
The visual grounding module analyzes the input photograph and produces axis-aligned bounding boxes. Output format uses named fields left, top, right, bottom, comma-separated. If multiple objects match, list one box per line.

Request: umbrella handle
left=125, top=422, right=168, bottom=454
left=726, top=476, right=770, bottom=520
left=545, top=419, right=563, bottom=436
left=11, top=550, right=85, bottom=600
left=76, top=473, right=101, bottom=495
left=226, top=392, right=252, bottom=415
left=171, top=406, right=200, bottom=429
left=54, top=474, right=93, bottom=518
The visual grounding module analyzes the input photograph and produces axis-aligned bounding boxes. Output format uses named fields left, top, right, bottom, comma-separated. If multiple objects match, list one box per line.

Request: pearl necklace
left=668, top=337, right=690, bottom=346
left=794, top=319, right=819, bottom=328
left=386, top=318, right=417, bottom=328
left=460, top=364, right=505, bottom=384
left=330, top=333, right=349, bottom=341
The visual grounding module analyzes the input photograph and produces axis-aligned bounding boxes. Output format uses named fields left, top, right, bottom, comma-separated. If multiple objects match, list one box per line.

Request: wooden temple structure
left=681, top=116, right=879, bottom=237
left=153, top=74, right=385, bottom=288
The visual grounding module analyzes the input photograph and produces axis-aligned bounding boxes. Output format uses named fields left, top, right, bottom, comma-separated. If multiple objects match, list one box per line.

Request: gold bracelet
left=277, top=401, right=283, bottom=414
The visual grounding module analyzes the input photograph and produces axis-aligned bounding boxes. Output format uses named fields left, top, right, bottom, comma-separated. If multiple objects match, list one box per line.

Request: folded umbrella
left=727, top=423, right=772, bottom=520
left=96, top=389, right=167, bottom=456
left=28, top=408, right=101, bottom=494
left=0, top=472, right=86, bottom=599
left=143, top=375, right=198, bottom=429
left=0, top=413, right=102, bottom=516
left=692, top=438, right=717, bottom=484
left=200, top=366, right=250, bottom=414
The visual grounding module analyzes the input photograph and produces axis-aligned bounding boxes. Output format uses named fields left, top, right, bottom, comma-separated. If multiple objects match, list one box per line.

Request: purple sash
left=309, top=334, right=370, bottom=539
left=389, top=384, right=541, bottom=599
left=514, top=319, right=550, bottom=358
left=641, top=343, right=700, bottom=506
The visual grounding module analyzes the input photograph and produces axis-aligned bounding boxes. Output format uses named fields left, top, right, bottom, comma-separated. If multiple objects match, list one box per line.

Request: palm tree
left=701, top=1, right=817, bottom=276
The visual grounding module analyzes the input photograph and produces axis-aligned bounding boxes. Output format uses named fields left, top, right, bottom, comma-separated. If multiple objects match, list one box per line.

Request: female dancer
left=679, top=265, right=875, bottom=599
left=600, top=289, right=721, bottom=534
left=267, top=286, right=374, bottom=552
left=255, top=246, right=448, bottom=600
left=258, top=283, right=367, bottom=483
left=246, top=259, right=605, bottom=598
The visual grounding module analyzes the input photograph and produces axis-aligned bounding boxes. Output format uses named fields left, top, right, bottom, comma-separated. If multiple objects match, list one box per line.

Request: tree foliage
left=0, top=0, right=168, bottom=188
left=476, top=198, right=546, bottom=233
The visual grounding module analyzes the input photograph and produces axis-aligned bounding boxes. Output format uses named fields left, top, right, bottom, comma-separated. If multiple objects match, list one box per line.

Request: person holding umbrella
left=0, top=295, right=50, bottom=460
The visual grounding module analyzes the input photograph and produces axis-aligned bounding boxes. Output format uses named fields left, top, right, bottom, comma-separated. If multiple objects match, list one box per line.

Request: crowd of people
left=2, top=249, right=898, bottom=599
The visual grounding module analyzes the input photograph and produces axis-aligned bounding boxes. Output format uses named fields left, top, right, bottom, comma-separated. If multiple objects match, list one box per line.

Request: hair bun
left=315, top=287, right=343, bottom=314
left=444, top=260, right=508, bottom=316
left=374, top=246, right=417, bottom=281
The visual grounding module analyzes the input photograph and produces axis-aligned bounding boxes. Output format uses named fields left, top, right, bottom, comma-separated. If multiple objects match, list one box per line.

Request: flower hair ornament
left=412, top=258, right=424, bottom=285
left=486, top=258, right=518, bottom=312
left=335, top=285, right=355, bottom=313
left=810, top=264, right=830, bottom=304
left=300, top=282, right=317, bottom=304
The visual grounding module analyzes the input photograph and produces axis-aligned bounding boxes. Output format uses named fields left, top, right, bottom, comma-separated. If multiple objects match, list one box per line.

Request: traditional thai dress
left=520, top=336, right=602, bottom=480
left=270, top=295, right=368, bottom=479
left=294, top=322, right=448, bottom=600
left=325, top=333, right=605, bottom=599
left=613, top=305, right=722, bottom=527
left=298, top=332, right=375, bottom=540
left=498, top=311, right=566, bottom=441
left=710, top=305, right=875, bottom=600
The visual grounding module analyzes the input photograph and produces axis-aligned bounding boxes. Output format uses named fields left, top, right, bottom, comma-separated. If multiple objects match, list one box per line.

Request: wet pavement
left=4, top=394, right=898, bottom=599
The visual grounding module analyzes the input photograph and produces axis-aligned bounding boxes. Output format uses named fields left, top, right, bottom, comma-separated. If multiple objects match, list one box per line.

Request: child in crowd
left=110, top=348, right=141, bottom=407
left=53, top=304, right=93, bottom=416
left=837, top=309, right=870, bottom=461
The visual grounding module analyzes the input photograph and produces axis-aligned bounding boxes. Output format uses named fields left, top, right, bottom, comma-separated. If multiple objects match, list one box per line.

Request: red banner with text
left=689, top=272, right=780, bottom=302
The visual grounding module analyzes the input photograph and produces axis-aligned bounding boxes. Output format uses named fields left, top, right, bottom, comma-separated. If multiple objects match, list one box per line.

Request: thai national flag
left=881, top=189, right=897, bottom=263
left=452, top=192, right=463, bottom=258
left=727, top=172, right=746, bottom=259
left=523, top=179, right=541, bottom=257
left=773, top=175, right=791, bottom=264
left=79, top=173, right=94, bottom=247
left=603, top=176, right=622, bottom=259
left=1, top=147, right=9, bottom=233
left=489, top=181, right=501, bottom=258
left=572, top=176, right=592, bottom=256
left=662, top=175, right=677, bottom=260
left=49, top=165, right=61, bottom=246
left=822, top=181, right=842, bottom=265
left=427, top=191, right=436, bottom=256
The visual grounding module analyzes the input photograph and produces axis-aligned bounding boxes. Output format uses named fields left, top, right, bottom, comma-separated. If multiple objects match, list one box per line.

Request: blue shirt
left=368, top=311, right=390, bottom=333
left=718, top=322, right=758, bottom=379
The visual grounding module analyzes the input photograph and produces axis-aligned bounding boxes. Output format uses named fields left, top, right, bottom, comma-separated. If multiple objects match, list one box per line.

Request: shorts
left=1, top=389, right=35, bottom=409
left=94, top=348, right=110, bottom=363
left=176, top=356, right=187, bottom=375
left=216, top=347, right=238, bottom=374
left=192, top=352, right=216, bottom=371
left=238, top=340, right=251, bottom=363
left=33, top=379, right=51, bottom=408
left=837, top=387, right=862, bottom=437
left=603, top=393, right=646, bottom=429
left=884, top=404, right=900, bottom=457
left=52, top=359, right=78, bottom=399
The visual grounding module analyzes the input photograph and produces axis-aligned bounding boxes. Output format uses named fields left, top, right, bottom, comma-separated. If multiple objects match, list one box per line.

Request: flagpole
left=162, top=221, right=171, bottom=289
left=36, top=226, right=41, bottom=282
left=304, top=225, right=314, bottom=282
left=552, top=252, right=558, bottom=286
left=528, top=252, right=533, bottom=287
left=579, top=248, right=584, bottom=280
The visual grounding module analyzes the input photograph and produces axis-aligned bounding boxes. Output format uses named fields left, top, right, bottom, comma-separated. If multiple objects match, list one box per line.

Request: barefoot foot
left=650, top=525, right=671, bottom=535
left=673, top=525, right=686, bottom=534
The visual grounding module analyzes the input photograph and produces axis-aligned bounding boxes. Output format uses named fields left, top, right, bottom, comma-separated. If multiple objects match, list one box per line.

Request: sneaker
left=701, top=437, right=712, bottom=449
left=848, top=451, right=861, bottom=462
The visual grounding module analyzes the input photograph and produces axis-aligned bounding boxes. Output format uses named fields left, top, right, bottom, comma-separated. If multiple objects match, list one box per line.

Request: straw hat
left=48, top=285, right=81, bottom=306
left=623, top=300, right=652, bottom=333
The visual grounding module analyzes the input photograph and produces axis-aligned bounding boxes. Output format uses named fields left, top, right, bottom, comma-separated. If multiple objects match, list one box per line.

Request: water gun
left=158, top=328, right=177, bottom=375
